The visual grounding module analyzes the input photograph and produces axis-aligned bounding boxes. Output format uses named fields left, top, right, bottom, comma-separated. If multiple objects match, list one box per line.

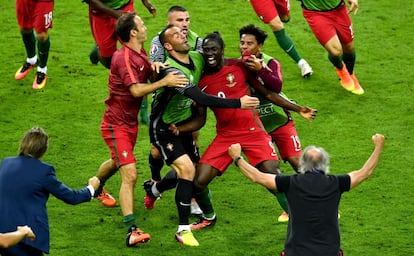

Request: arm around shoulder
left=129, top=68, right=187, bottom=98
left=348, top=134, right=385, bottom=189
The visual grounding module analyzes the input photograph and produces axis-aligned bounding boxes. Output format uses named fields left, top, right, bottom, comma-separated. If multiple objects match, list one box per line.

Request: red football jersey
left=103, top=45, right=151, bottom=127
left=199, top=64, right=263, bottom=133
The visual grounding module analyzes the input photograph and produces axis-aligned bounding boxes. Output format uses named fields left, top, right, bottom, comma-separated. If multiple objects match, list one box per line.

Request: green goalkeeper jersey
left=152, top=51, right=204, bottom=124
left=299, top=0, right=343, bottom=11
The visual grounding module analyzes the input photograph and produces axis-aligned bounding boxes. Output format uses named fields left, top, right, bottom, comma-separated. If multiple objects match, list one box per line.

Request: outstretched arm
left=348, top=134, right=385, bottom=189
left=184, top=84, right=259, bottom=109
left=83, top=0, right=128, bottom=18
left=228, top=143, right=278, bottom=190
left=141, top=0, right=156, bottom=17
left=0, top=226, right=36, bottom=248
left=249, top=80, right=317, bottom=121
left=347, top=0, right=359, bottom=14
left=297, top=105, right=318, bottom=122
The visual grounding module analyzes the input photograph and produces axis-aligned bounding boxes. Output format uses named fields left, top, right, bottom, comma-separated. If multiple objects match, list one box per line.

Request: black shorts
left=149, top=118, right=199, bottom=166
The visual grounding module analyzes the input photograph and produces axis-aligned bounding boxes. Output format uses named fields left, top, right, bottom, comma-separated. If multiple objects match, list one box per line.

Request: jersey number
left=44, top=11, right=53, bottom=29
left=290, top=135, right=301, bottom=152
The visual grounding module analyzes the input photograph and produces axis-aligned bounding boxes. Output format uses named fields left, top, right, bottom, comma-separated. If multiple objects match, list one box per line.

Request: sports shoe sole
left=175, top=231, right=199, bottom=246
left=15, top=64, right=35, bottom=80
left=32, top=75, right=47, bottom=90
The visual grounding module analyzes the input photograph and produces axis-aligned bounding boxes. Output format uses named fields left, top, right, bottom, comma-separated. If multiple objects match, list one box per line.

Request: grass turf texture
left=0, top=0, right=413, bottom=255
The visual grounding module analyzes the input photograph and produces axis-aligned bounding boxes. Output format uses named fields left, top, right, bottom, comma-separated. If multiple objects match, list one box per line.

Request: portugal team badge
left=226, top=73, right=236, bottom=87
left=166, top=143, right=174, bottom=151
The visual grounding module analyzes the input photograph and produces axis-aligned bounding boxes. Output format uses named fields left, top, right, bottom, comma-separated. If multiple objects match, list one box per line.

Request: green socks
left=21, top=32, right=50, bottom=69
left=328, top=54, right=344, bottom=69
left=89, top=44, right=99, bottom=65
left=37, top=37, right=50, bottom=69
left=273, top=29, right=302, bottom=63
left=123, top=214, right=136, bottom=230
left=195, top=187, right=215, bottom=218
left=343, top=51, right=356, bottom=74
left=22, top=32, right=36, bottom=59
left=328, top=51, right=356, bottom=73
left=274, top=191, right=289, bottom=213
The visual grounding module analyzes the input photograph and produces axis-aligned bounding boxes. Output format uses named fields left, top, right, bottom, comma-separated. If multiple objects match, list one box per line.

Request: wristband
left=234, top=156, right=243, bottom=167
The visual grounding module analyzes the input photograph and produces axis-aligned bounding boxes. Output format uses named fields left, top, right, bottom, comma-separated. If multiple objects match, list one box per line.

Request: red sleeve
left=223, top=57, right=243, bottom=66
left=119, top=47, right=138, bottom=88
left=257, top=58, right=283, bottom=93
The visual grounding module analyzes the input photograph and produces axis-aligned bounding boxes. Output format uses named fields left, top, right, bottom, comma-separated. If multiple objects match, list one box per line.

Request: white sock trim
left=27, top=56, right=38, bottom=65
left=177, top=225, right=190, bottom=233
left=37, top=66, right=47, bottom=74
left=151, top=184, right=160, bottom=197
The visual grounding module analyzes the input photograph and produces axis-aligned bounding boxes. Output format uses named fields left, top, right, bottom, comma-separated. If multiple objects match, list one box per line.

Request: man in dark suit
left=0, top=127, right=100, bottom=255
left=0, top=226, right=35, bottom=249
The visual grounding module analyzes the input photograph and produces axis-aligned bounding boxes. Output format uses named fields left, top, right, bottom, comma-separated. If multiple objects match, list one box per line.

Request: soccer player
left=83, top=0, right=157, bottom=69
left=149, top=5, right=202, bottom=63
left=148, top=5, right=202, bottom=126
left=228, top=133, right=385, bottom=255
left=249, top=0, right=313, bottom=78
left=189, top=32, right=298, bottom=231
left=239, top=24, right=317, bottom=222
left=83, top=0, right=156, bottom=125
left=145, top=5, right=203, bottom=214
left=91, top=14, right=189, bottom=247
left=14, top=0, right=53, bottom=89
left=299, top=0, right=364, bottom=94
left=148, top=25, right=259, bottom=246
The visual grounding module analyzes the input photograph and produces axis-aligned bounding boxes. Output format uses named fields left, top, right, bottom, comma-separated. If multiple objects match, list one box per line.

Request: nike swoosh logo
left=179, top=202, right=191, bottom=207
left=140, top=66, right=144, bottom=71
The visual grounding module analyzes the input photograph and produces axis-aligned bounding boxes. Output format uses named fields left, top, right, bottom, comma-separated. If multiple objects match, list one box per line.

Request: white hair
left=298, top=146, right=330, bottom=174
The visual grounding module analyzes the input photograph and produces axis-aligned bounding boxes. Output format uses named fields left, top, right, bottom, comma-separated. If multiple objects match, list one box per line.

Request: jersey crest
left=150, top=44, right=158, bottom=55
left=166, top=143, right=174, bottom=151
left=226, top=73, right=237, bottom=87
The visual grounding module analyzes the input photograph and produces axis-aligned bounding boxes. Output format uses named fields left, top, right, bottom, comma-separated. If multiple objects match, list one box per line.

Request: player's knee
left=36, top=32, right=49, bottom=41
left=268, top=16, right=284, bottom=31
left=193, top=178, right=206, bottom=192
left=21, top=28, right=33, bottom=35
left=165, top=169, right=178, bottom=180
left=258, top=160, right=280, bottom=174
left=286, top=156, right=300, bottom=172
left=343, top=42, right=355, bottom=54
left=280, top=15, right=290, bottom=23
left=150, top=145, right=162, bottom=159
left=100, top=56, right=112, bottom=69
left=120, top=164, right=138, bottom=184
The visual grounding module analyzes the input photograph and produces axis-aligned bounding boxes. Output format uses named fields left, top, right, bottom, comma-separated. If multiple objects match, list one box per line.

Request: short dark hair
left=115, top=13, right=137, bottom=43
left=203, top=31, right=225, bottom=49
left=239, top=24, right=268, bottom=45
left=159, top=24, right=175, bottom=46
left=168, top=5, right=187, bottom=14
left=19, top=126, right=49, bottom=159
